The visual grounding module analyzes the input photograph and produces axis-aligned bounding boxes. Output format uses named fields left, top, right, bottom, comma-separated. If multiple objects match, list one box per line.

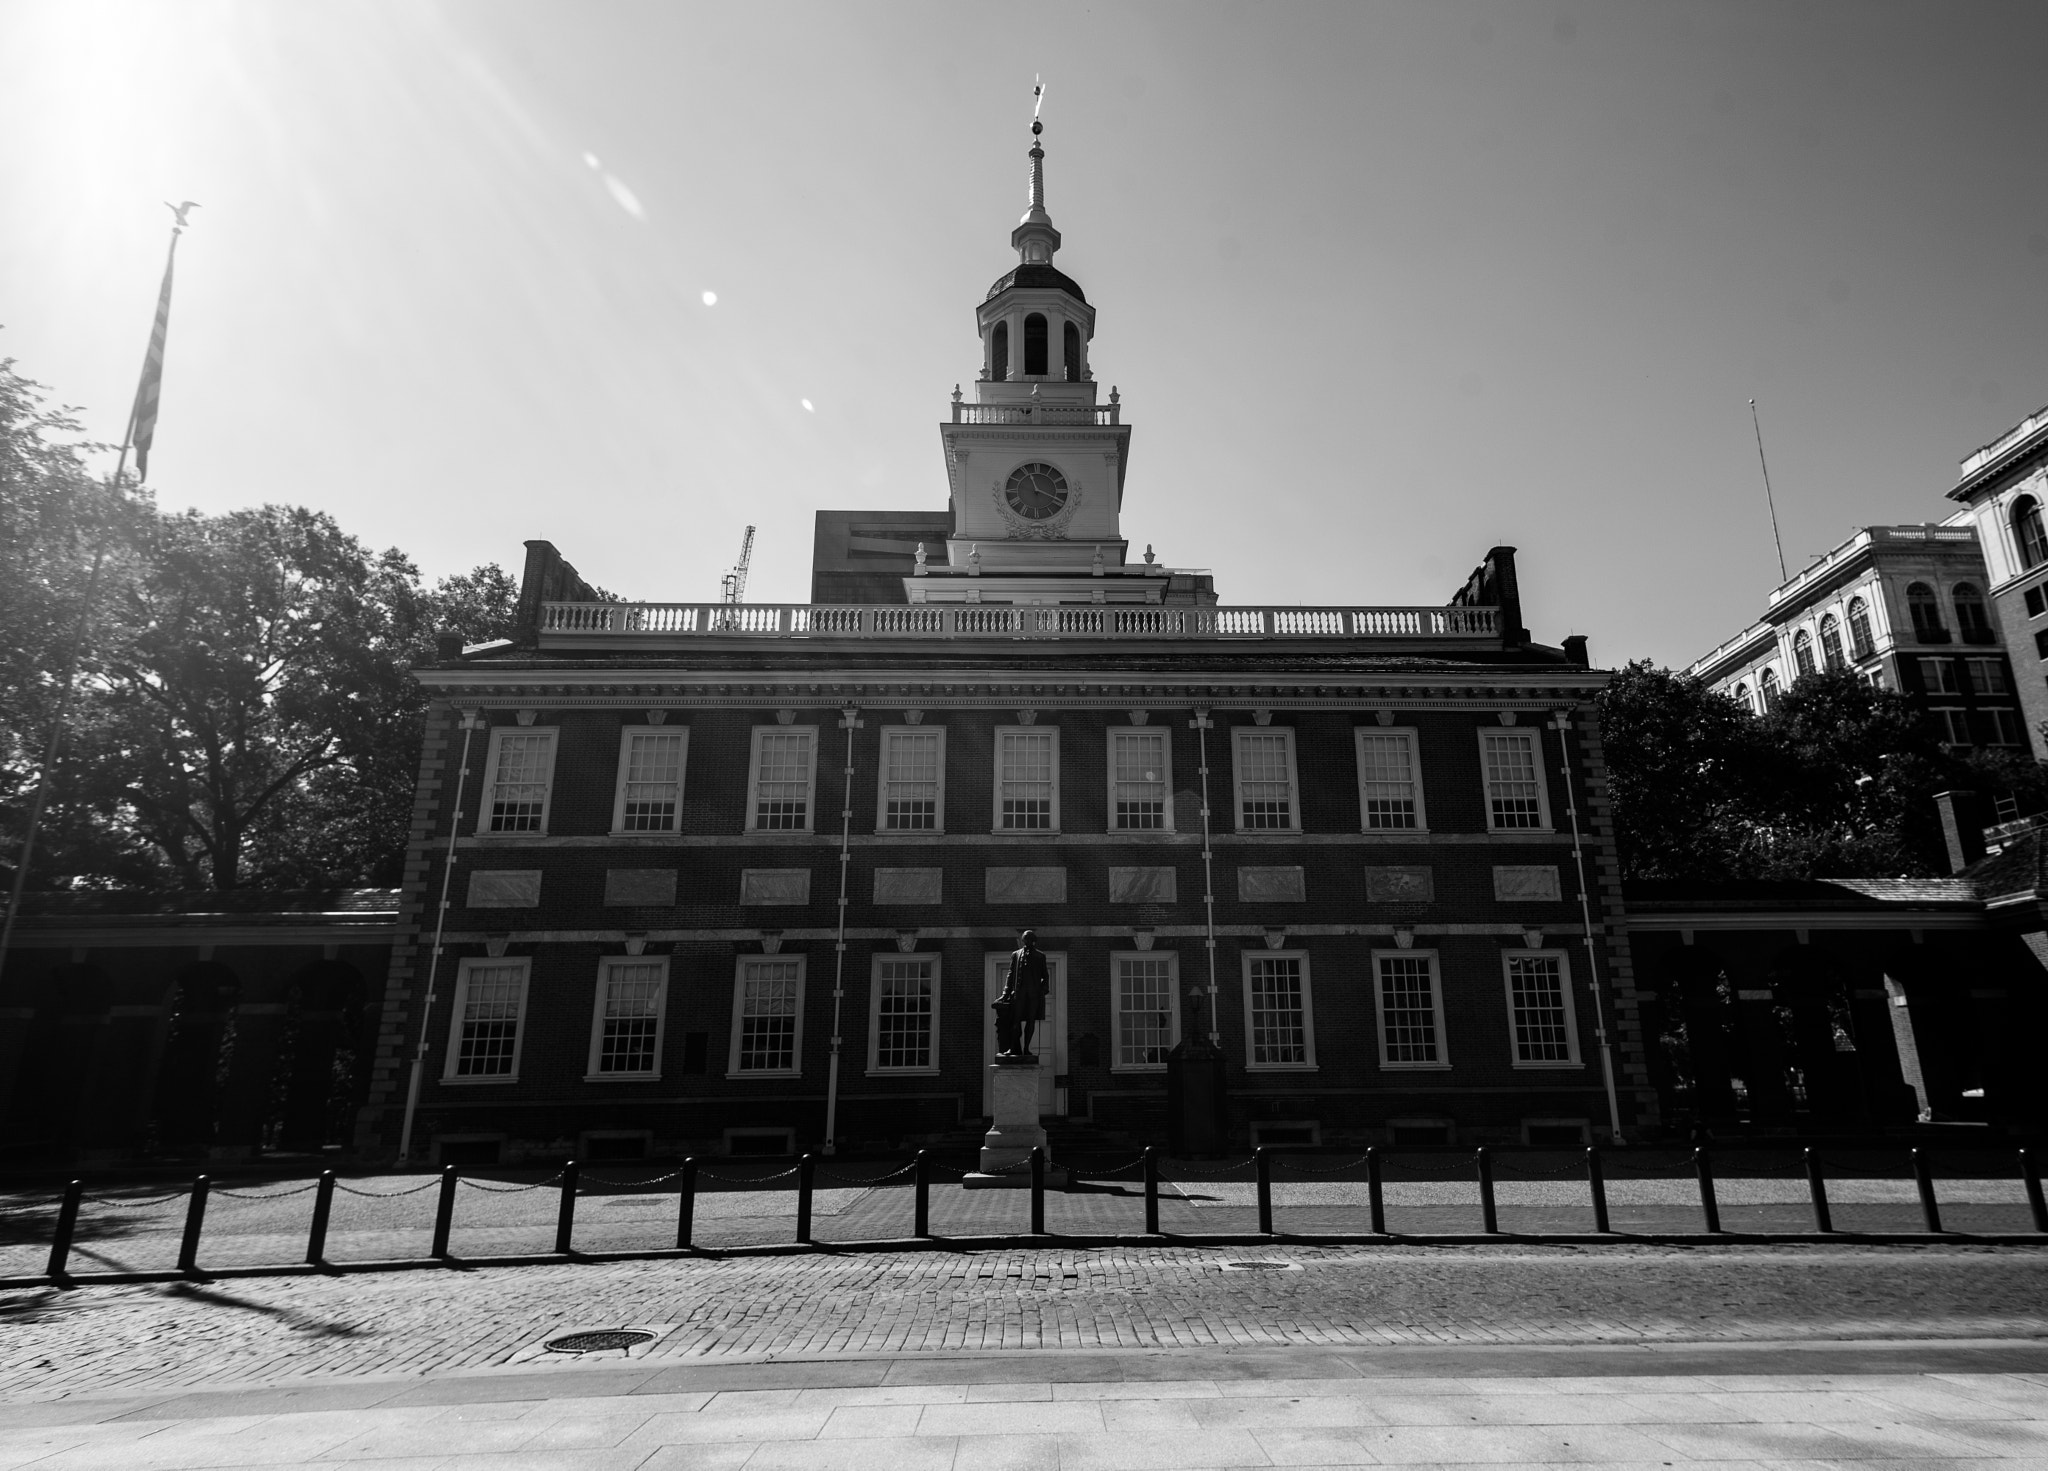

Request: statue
left=994, top=928, right=1051, bottom=1060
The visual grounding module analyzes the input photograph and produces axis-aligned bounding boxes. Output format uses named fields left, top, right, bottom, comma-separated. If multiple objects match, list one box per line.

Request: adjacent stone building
left=1945, top=403, right=2048, bottom=749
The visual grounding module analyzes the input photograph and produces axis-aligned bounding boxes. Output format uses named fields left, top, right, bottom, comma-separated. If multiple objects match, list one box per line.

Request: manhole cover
left=545, top=1330, right=654, bottom=1354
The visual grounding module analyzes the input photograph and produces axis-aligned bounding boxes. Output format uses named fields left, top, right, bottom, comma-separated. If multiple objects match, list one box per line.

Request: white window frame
left=746, top=725, right=819, bottom=834
left=477, top=726, right=559, bottom=835
left=992, top=725, right=1061, bottom=834
left=585, top=956, right=670, bottom=1080
left=875, top=725, right=946, bottom=834
left=1354, top=726, right=1427, bottom=833
left=1965, top=658, right=2011, bottom=696
left=727, top=955, right=806, bottom=1078
left=1500, top=949, right=1583, bottom=1069
left=610, top=726, right=689, bottom=835
left=866, top=953, right=941, bottom=1075
left=1232, top=726, right=1302, bottom=833
left=1478, top=728, right=1552, bottom=833
left=1111, top=950, right=1180, bottom=1072
left=1373, top=949, right=1450, bottom=1070
left=442, top=957, right=531, bottom=1083
left=1240, top=950, right=1317, bottom=1071
left=1106, top=726, right=1174, bottom=834
left=1919, top=657, right=1960, bottom=695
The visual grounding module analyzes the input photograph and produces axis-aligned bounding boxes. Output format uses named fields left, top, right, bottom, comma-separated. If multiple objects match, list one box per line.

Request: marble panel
left=1235, top=865, right=1306, bottom=903
left=741, top=868, right=812, bottom=905
left=1365, top=865, right=1434, bottom=903
left=873, top=868, right=943, bottom=905
left=1108, top=866, right=1177, bottom=903
left=1493, top=865, right=1563, bottom=901
left=466, top=869, right=541, bottom=908
left=604, top=868, right=677, bottom=906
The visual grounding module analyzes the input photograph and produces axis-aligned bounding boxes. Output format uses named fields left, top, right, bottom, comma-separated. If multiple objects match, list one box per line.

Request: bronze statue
left=994, top=928, right=1051, bottom=1060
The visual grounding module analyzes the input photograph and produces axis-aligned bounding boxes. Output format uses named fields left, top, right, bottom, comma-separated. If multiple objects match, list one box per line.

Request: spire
left=1012, top=79, right=1061, bottom=264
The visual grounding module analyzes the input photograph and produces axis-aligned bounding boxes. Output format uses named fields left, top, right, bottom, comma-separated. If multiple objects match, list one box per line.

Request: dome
left=984, top=263, right=1086, bottom=304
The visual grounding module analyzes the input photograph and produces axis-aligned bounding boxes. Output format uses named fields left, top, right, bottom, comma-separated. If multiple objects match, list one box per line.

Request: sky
left=3, top=0, right=2047, bottom=670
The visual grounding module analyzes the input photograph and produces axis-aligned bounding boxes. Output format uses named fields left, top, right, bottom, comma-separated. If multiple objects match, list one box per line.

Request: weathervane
left=1032, top=75, right=1045, bottom=136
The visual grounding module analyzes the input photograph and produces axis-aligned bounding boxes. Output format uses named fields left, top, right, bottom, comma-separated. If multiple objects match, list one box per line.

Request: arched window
left=1063, top=321, right=1081, bottom=382
left=1907, top=582, right=1947, bottom=642
left=1818, top=614, right=1845, bottom=670
left=1954, top=582, right=1992, bottom=642
left=1023, top=313, right=1048, bottom=376
left=2015, top=495, right=2048, bottom=569
left=1759, top=667, right=1780, bottom=708
left=1733, top=682, right=1751, bottom=712
left=1847, top=596, right=1875, bottom=659
left=991, top=321, right=1009, bottom=382
left=1793, top=629, right=1817, bottom=677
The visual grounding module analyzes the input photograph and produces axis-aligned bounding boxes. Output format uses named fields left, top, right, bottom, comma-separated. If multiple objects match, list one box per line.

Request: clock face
left=1004, top=462, right=1070, bottom=520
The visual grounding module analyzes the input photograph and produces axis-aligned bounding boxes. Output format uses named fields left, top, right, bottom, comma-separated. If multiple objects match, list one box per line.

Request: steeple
left=1012, top=84, right=1061, bottom=265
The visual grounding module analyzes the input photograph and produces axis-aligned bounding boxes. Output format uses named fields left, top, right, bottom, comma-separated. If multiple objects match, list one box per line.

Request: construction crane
left=721, top=525, right=756, bottom=606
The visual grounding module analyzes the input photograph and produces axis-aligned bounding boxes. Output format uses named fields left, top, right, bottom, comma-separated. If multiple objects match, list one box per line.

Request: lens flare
left=701, top=290, right=717, bottom=306
left=801, top=399, right=815, bottom=413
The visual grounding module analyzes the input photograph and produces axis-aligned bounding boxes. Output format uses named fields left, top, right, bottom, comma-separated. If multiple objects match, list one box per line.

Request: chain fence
left=211, top=1181, right=324, bottom=1200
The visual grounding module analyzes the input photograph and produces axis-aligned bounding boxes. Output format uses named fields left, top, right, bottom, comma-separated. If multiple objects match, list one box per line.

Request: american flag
left=130, top=202, right=196, bottom=481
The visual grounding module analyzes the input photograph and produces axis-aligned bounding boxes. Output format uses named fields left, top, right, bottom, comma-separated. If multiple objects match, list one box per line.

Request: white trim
left=746, top=725, right=819, bottom=834
left=1372, top=948, right=1450, bottom=1070
left=1110, top=949, right=1180, bottom=1072
left=1500, top=949, right=1584, bottom=1068
left=992, top=725, right=1061, bottom=834
left=584, top=955, right=670, bottom=1080
left=443, top=957, right=531, bottom=1083
left=477, top=727, right=559, bottom=835
left=866, top=952, right=941, bottom=1075
left=1106, top=726, right=1174, bottom=834
left=1477, top=727, right=1553, bottom=833
left=1354, top=726, right=1427, bottom=833
left=610, top=726, right=689, bottom=835
left=727, top=954, right=806, bottom=1078
left=875, top=725, right=947, bottom=834
left=1240, top=949, right=1316, bottom=1071
left=1231, top=726, right=1302, bottom=833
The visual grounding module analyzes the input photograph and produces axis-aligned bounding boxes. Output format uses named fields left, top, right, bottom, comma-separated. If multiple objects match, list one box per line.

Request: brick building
left=355, top=120, right=1658, bottom=1164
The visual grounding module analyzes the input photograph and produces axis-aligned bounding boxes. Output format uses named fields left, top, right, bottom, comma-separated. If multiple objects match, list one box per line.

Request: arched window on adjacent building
left=2015, top=495, right=2048, bottom=570
left=1907, top=582, right=1947, bottom=642
left=1954, top=582, right=1993, bottom=643
left=1023, top=313, right=1048, bottom=376
left=1793, top=630, right=1817, bottom=678
left=991, top=321, right=1009, bottom=382
left=1732, top=682, right=1751, bottom=713
left=1063, top=321, right=1081, bottom=382
left=1847, top=596, right=1875, bottom=659
left=1819, top=614, right=1845, bottom=670
left=1759, top=667, right=1780, bottom=708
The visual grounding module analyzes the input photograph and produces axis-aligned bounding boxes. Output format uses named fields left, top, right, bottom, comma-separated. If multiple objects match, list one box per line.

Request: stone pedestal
left=963, top=1060, right=1066, bottom=1188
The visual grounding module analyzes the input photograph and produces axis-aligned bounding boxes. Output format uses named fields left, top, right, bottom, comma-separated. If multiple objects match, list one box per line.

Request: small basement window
left=724, top=1127, right=795, bottom=1157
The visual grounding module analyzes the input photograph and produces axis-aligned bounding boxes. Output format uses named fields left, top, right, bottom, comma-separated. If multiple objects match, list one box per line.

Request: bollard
left=1030, top=1146, right=1046, bottom=1235
left=1255, top=1147, right=1273, bottom=1235
left=177, top=1175, right=210, bottom=1276
left=306, top=1171, right=336, bottom=1266
left=1693, top=1148, right=1721, bottom=1234
left=796, top=1153, right=816, bottom=1245
left=2022, top=1148, right=2048, bottom=1234
left=1804, top=1148, right=1834, bottom=1234
left=1476, top=1147, right=1498, bottom=1234
left=1367, top=1147, right=1386, bottom=1235
left=1143, top=1146, right=1160, bottom=1235
left=430, top=1165, right=459, bottom=1260
left=676, top=1157, right=697, bottom=1250
left=555, top=1159, right=580, bottom=1255
left=1912, top=1148, right=1943, bottom=1234
left=913, top=1150, right=931, bottom=1239
left=1586, top=1147, right=1610, bottom=1234
left=45, top=1180, right=83, bottom=1280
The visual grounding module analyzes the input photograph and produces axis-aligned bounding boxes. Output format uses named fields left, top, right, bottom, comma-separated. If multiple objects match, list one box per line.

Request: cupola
left=977, top=113, right=1095, bottom=385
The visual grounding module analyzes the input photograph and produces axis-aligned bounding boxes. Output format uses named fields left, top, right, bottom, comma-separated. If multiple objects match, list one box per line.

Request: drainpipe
left=821, top=706, right=861, bottom=1155
left=1552, top=709, right=1626, bottom=1144
left=1190, top=708, right=1220, bottom=1043
left=397, top=708, right=481, bottom=1165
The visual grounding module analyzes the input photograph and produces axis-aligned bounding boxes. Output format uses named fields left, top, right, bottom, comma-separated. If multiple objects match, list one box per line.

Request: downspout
left=397, top=707, right=481, bottom=1165
left=1191, top=708, right=1220, bottom=1042
left=821, top=706, right=861, bottom=1154
left=1552, top=709, right=1626, bottom=1145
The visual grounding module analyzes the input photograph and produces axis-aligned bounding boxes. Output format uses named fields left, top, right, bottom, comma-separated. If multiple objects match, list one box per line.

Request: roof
left=15, top=889, right=400, bottom=920
left=1624, top=878, right=1981, bottom=914
left=985, top=264, right=1086, bottom=304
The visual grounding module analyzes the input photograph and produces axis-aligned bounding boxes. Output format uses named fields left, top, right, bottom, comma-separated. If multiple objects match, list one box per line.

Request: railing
left=952, top=402, right=1119, bottom=425
left=539, top=602, right=1501, bottom=641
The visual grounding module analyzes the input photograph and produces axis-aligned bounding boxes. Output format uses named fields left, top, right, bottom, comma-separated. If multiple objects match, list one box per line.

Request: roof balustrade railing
left=538, top=602, right=1500, bottom=641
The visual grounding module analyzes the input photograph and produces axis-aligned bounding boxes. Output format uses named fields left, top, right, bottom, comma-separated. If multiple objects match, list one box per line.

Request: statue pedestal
left=963, top=1060, right=1066, bottom=1189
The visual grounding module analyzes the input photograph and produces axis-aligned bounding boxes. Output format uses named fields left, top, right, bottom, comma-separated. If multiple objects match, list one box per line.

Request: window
left=747, top=726, right=817, bottom=832
left=1502, top=951, right=1581, bottom=1066
left=479, top=728, right=557, bottom=834
left=1907, top=582, right=1948, bottom=642
left=1966, top=658, right=2011, bottom=695
left=1919, top=657, right=1961, bottom=695
left=2015, top=495, right=2048, bottom=570
left=1108, top=728, right=1171, bottom=831
left=1846, top=596, right=1876, bottom=658
left=1242, top=952, right=1315, bottom=1069
left=1932, top=708, right=1973, bottom=746
left=587, top=958, right=667, bottom=1078
left=444, top=958, right=529, bottom=1081
left=1233, top=728, right=1300, bottom=831
left=2035, top=629, right=2048, bottom=662
left=1479, top=729, right=1550, bottom=831
left=878, top=726, right=944, bottom=832
left=1759, top=667, right=1780, bottom=708
left=1355, top=728, right=1425, bottom=831
left=2027, top=585, right=2047, bottom=619
left=729, top=957, right=804, bottom=1076
left=1818, top=615, right=1845, bottom=671
left=991, top=320, right=1008, bottom=381
left=612, top=727, right=687, bottom=833
left=1732, top=683, right=1750, bottom=712
left=1062, top=321, right=1081, bottom=382
left=995, top=727, right=1058, bottom=831
left=1983, top=707, right=2026, bottom=747
left=1023, top=312, right=1048, bottom=375
left=868, top=955, right=939, bottom=1073
left=1374, top=951, right=1447, bottom=1068
left=1113, top=952, right=1179, bottom=1070
left=1953, top=583, right=1992, bottom=643
left=1792, top=630, right=1817, bottom=677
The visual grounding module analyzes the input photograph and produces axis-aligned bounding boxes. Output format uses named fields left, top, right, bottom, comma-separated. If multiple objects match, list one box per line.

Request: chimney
left=1561, top=634, right=1590, bottom=668
left=434, top=633, right=464, bottom=661
left=1933, top=790, right=1986, bottom=873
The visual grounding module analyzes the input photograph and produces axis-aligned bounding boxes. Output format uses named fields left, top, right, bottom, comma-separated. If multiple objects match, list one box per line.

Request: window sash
left=997, top=729, right=1057, bottom=831
left=1245, top=955, right=1311, bottom=1067
left=750, top=728, right=815, bottom=832
left=880, top=729, right=943, bottom=832
left=1114, top=955, right=1176, bottom=1068
left=1356, top=730, right=1422, bottom=830
left=450, top=960, right=527, bottom=1078
left=1234, top=730, right=1297, bottom=831
left=871, top=957, right=937, bottom=1071
left=1481, top=731, right=1547, bottom=830
left=1110, top=730, right=1169, bottom=831
left=1919, top=658, right=1959, bottom=694
left=1966, top=659, right=2010, bottom=695
left=485, top=730, right=555, bottom=833
left=1376, top=954, right=1443, bottom=1066
left=1505, top=954, right=1577, bottom=1065
left=614, top=729, right=686, bottom=832
left=733, top=959, right=803, bottom=1073
left=593, top=960, right=666, bottom=1075
left=1847, top=601, right=1875, bottom=658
